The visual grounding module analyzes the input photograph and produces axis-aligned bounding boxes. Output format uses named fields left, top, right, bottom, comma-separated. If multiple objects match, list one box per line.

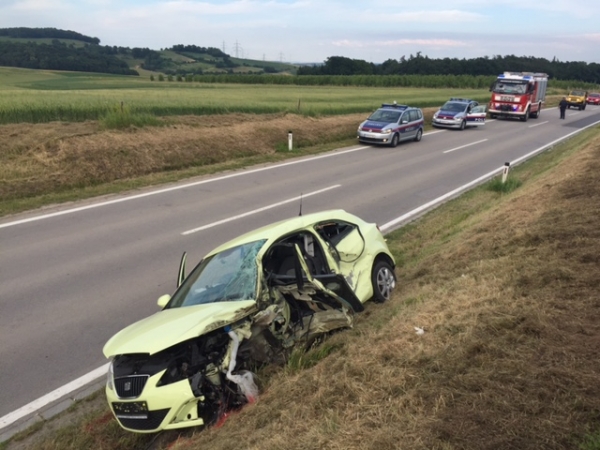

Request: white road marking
left=0, top=363, right=110, bottom=430
left=424, top=129, right=446, bottom=136
left=529, top=121, right=549, bottom=128
left=181, top=185, right=342, bottom=235
left=0, top=148, right=367, bottom=230
left=4, top=120, right=600, bottom=433
left=443, top=139, right=488, bottom=154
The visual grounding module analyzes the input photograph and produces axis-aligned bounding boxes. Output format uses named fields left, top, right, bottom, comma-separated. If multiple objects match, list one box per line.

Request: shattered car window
left=166, top=240, right=266, bottom=308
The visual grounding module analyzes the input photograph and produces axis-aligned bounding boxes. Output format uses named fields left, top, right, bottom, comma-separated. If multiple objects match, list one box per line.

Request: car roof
left=378, top=103, right=420, bottom=111
left=205, top=209, right=368, bottom=257
left=446, top=98, right=476, bottom=104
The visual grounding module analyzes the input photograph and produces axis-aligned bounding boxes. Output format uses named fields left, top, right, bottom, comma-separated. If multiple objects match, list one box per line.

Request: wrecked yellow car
left=103, top=210, right=396, bottom=432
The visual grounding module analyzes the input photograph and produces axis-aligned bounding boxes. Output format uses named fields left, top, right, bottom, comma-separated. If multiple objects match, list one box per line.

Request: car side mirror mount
left=157, top=294, right=171, bottom=308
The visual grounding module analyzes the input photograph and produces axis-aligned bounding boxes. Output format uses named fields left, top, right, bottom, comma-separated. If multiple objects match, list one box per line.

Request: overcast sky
left=2, top=0, right=600, bottom=64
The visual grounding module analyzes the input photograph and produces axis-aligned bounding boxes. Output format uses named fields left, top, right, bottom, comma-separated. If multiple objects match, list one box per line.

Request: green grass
left=486, top=176, right=523, bottom=193
left=0, top=67, right=493, bottom=124
left=99, top=104, right=162, bottom=129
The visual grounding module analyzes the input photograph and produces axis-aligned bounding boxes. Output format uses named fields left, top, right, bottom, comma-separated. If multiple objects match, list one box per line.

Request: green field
left=0, top=67, right=495, bottom=123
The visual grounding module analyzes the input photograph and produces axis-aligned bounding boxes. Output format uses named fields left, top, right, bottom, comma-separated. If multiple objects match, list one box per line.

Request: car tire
left=371, top=260, right=396, bottom=303
left=459, top=120, right=466, bottom=130
left=414, top=129, right=423, bottom=142
left=490, top=113, right=497, bottom=119
left=521, top=108, right=529, bottom=122
left=390, top=133, right=399, bottom=148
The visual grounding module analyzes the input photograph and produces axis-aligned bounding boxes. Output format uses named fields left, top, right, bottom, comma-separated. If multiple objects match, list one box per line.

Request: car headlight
left=433, top=112, right=439, bottom=119
left=454, top=114, right=464, bottom=121
left=382, top=128, right=392, bottom=134
left=106, top=360, right=114, bottom=391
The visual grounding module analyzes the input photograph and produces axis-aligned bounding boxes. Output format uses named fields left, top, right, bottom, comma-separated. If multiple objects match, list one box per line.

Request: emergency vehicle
left=488, top=72, right=548, bottom=122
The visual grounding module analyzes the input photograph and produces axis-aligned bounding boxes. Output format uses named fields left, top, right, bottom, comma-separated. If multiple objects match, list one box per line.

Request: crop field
left=0, top=67, right=496, bottom=123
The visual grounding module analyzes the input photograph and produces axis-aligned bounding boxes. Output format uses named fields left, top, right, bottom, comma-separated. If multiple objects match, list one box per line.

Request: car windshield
left=589, top=93, right=600, bottom=98
left=492, top=80, right=528, bottom=94
left=166, top=240, right=266, bottom=308
left=571, top=90, right=586, bottom=96
left=368, top=109, right=401, bottom=123
left=441, top=102, right=466, bottom=112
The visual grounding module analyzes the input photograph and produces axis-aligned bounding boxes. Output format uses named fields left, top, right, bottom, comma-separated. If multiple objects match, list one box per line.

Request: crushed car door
left=467, top=105, right=486, bottom=126
left=293, top=244, right=364, bottom=313
left=314, top=220, right=365, bottom=291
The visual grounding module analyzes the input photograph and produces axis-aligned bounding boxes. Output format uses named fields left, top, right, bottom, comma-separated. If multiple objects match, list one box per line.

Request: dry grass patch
left=0, top=113, right=366, bottom=206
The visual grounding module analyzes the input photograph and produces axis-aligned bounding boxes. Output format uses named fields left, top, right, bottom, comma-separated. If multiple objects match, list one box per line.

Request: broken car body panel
left=103, top=301, right=258, bottom=357
left=103, top=209, right=395, bottom=433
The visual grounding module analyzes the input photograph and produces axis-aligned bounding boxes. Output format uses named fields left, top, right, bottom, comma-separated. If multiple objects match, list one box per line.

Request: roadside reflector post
left=288, top=130, right=293, bottom=151
left=502, top=162, right=511, bottom=183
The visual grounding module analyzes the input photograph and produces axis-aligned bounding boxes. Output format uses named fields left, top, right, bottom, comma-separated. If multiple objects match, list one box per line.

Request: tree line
left=0, top=41, right=138, bottom=75
left=298, top=54, right=600, bottom=84
left=0, top=27, right=100, bottom=44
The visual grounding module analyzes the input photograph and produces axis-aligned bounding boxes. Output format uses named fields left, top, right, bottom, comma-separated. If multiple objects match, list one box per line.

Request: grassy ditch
left=5, top=124, right=600, bottom=450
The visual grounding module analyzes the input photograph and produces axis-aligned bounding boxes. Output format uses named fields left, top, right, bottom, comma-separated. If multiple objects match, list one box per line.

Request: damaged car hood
left=103, top=300, right=257, bottom=357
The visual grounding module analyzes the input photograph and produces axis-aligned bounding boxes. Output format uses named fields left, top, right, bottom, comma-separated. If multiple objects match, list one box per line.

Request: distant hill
left=0, top=27, right=299, bottom=77
left=0, top=27, right=100, bottom=44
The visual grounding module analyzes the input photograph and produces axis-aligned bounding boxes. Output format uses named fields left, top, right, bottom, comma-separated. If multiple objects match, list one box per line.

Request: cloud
left=332, top=38, right=468, bottom=49
left=9, top=0, right=69, bottom=11
left=386, top=10, right=484, bottom=23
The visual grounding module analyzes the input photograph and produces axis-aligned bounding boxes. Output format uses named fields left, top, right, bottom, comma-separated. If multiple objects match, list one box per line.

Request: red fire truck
left=488, top=72, right=548, bottom=122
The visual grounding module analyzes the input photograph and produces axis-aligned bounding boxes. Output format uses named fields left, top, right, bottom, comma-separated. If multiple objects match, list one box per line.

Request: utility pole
left=233, top=40, right=242, bottom=58
left=279, top=52, right=284, bottom=63
left=222, top=41, right=226, bottom=53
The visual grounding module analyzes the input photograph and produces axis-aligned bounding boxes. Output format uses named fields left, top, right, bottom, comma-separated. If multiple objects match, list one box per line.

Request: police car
left=432, top=98, right=487, bottom=130
left=357, top=103, right=424, bottom=147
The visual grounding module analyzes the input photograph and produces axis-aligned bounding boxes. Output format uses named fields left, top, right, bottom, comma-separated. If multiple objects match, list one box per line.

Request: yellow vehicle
left=566, top=89, right=588, bottom=110
left=103, top=210, right=396, bottom=432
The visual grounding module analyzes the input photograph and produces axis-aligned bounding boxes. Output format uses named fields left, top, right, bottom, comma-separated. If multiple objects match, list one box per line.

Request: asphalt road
left=2, top=106, right=600, bottom=420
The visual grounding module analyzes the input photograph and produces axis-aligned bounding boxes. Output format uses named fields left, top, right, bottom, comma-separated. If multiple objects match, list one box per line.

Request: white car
left=357, top=103, right=424, bottom=147
left=432, top=98, right=486, bottom=130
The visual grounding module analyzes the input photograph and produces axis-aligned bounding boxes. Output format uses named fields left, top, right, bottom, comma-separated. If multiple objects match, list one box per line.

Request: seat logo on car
left=124, top=382, right=132, bottom=392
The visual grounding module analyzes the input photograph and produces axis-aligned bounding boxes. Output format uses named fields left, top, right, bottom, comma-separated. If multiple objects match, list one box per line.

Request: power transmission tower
left=233, top=40, right=243, bottom=58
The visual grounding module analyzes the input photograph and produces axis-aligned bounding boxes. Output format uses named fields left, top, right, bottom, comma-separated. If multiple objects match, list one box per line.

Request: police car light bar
left=381, top=103, right=408, bottom=109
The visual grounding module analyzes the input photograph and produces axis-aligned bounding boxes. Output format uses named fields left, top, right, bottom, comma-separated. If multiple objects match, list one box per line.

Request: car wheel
left=521, top=108, right=529, bottom=122
left=371, top=260, right=396, bottom=303
left=414, top=128, right=423, bottom=142
left=390, top=133, right=399, bottom=148
left=459, top=120, right=466, bottom=130
left=490, top=113, right=497, bottom=119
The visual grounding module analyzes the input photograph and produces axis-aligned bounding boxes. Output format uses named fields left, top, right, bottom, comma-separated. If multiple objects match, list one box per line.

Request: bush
left=99, top=104, right=161, bottom=129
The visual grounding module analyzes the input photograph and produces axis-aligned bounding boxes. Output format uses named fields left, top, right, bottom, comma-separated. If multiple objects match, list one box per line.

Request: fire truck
left=488, top=72, right=548, bottom=122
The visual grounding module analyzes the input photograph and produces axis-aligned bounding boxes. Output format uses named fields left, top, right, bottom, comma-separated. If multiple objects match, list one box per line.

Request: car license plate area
left=112, top=401, right=149, bottom=419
